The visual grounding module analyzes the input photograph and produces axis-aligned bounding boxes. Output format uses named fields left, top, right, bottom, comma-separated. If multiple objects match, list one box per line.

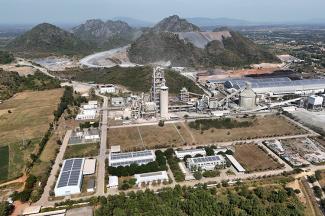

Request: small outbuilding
left=108, top=176, right=119, bottom=188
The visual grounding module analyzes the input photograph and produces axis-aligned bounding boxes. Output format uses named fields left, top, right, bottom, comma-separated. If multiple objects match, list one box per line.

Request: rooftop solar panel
left=56, top=158, right=84, bottom=189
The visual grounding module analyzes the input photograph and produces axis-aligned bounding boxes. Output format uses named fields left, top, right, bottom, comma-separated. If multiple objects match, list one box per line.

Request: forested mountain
left=0, top=51, right=14, bottom=64
left=72, top=19, right=142, bottom=50
left=151, top=15, right=201, bottom=32
left=128, top=15, right=279, bottom=67
left=6, top=23, right=93, bottom=57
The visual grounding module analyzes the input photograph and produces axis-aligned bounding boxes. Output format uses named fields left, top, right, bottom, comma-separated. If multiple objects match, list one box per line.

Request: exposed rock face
left=72, top=19, right=134, bottom=42
left=151, top=15, right=201, bottom=32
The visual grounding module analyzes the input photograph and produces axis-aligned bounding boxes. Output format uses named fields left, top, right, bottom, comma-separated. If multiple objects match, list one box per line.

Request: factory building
left=210, top=77, right=325, bottom=95
left=239, top=83, right=256, bottom=110
left=180, top=87, right=190, bottom=102
left=187, top=155, right=226, bottom=171
left=54, top=158, right=85, bottom=197
left=151, top=67, right=166, bottom=106
left=307, top=95, right=323, bottom=109
left=160, top=85, right=169, bottom=119
left=76, top=101, right=98, bottom=120
left=175, top=148, right=206, bottom=159
left=134, top=171, right=168, bottom=186
left=108, top=150, right=156, bottom=167
left=111, top=97, right=125, bottom=107
left=99, top=84, right=116, bottom=94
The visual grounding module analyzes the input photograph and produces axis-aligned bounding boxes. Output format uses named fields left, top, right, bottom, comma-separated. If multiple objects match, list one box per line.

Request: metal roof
left=190, top=155, right=224, bottom=164
left=110, top=150, right=154, bottom=160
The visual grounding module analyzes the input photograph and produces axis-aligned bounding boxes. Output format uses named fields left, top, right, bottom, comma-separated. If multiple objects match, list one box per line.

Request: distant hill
left=151, top=15, right=201, bottom=32
left=128, top=15, right=279, bottom=67
left=72, top=19, right=142, bottom=50
left=6, top=23, right=92, bottom=57
left=113, top=17, right=153, bottom=27
left=187, top=17, right=252, bottom=27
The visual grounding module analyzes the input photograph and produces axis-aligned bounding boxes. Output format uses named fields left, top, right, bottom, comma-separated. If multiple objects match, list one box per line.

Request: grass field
left=107, top=124, right=186, bottom=151
left=179, top=115, right=306, bottom=145
left=0, top=146, right=9, bottom=181
left=0, top=89, right=63, bottom=180
left=64, top=143, right=99, bottom=159
left=234, top=144, right=282, bottom=172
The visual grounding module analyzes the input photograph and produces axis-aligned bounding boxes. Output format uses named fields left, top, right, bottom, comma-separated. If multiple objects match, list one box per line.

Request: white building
left=225, top=155, right=245, bottom=173
left=82, top=101, right=98, bottom=110
left=83, top=158, right=96, bottom=175
left=134, top=171, right=168, bottom=186
left=108, top=150, right=156, bottom=167
left=99, top=84, right=116, bottom=94
left=175, top=148, right=206, bottom=159
left=108, top=176, right=119, bottom=188
left=307, top=95, right=323, bottom=109
left=187, top=155, right=226, bottom=171
left=111, top=97, right=125, bottom=107
left=76, top=109, right=97, bottom=120
left=54, top=158, right=85, bottom=197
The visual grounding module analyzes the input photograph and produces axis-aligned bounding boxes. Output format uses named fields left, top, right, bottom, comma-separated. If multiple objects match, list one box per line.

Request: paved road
left=34, top=130, right=72, bottom=206
left=95, top=94, right=108, bottom=196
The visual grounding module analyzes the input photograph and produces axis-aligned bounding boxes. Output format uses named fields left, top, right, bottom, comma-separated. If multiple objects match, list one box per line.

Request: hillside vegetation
left=0, top=69, right=60, bottom=100
left=95, top=185, right=305, bottom=215
left=0, top=51, right=14, bottom=64
left=128, top=16, right=279, bottom=67
left=6, top=23, right=93, bottom=57
left=52, top=66, right=203, bottom=94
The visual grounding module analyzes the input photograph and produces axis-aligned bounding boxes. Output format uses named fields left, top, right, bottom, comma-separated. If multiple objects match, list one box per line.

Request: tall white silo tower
left=160, top=85, right=169, bottom=119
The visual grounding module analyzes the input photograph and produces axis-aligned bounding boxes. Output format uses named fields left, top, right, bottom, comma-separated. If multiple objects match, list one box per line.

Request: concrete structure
left=225, top=155, right=245, bottom=173
left=108, top=176, right=119, bottom=188
left=108, top=150, right=156, bottom=167
left=180, top=87, right=190, bottom=102
left=239, top=83, right=256, bottom=110
left=187, top=155, right=226, bottom=171
left=175, top=148, right=206, bottom=159
left=83, top=158, right=96, bottom=175
left=111, top=97, right=125, bottom=107
left=151, top=66, right=166, bottom=106
left=110, top=145, right=121, bottom=153
left=99, top=84, right=116, bottom=94
left=76, top=109, right=97, bottom=120
left=160, top=85, right=169, bottom=119
left=82, top=101, right=98, bottom=110
left=134, top=171, right=168, bottom=186
left=54, top=158, right=85, bottom=197
left=69, top=128, right=100, bottom=144
left=87, top=179, right=95, bottom=193
left=307, top=95, right=323, bottom=109
left=23, top=209, right=66, bottom=216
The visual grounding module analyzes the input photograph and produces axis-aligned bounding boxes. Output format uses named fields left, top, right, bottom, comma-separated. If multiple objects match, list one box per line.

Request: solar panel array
left=57, top=159, right=84, bottom=188
left=110, top=158, right=154, bottom=167
left=191, top=156, right=223, bottom=164
left=110, top=150, right=153, bottom=160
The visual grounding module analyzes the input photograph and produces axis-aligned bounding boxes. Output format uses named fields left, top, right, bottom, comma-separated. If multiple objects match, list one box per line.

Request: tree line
left=189, top=118, right=253, bottom=131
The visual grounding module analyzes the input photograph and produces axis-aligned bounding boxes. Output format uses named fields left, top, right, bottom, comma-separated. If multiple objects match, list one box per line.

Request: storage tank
left=307, top=95, right=323, bottom=109
left=239, top=83, right=256, bottom=110
left=160, top=85, right=169, bottom=119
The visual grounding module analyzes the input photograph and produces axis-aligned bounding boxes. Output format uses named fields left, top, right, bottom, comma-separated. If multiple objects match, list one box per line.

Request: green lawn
left=64, top=143, right=99, bottom=159
left=0, top=146, right=9, bottom=181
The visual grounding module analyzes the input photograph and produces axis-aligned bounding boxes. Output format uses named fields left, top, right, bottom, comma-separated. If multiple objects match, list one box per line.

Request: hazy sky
left=1, top=0, right=325, bottom=25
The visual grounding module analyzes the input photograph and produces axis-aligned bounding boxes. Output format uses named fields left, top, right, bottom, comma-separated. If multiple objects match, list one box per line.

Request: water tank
left=160, top=85, right=169, bottom=119
left=240, top=83, right=256, bottom=110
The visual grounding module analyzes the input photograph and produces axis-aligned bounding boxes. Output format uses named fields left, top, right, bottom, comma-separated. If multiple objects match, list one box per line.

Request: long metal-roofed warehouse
left=54, top=158, right=85, bottom=197
left=108, top=150, right=156, bottom=167
left=208, top=77, right=325, bottom=95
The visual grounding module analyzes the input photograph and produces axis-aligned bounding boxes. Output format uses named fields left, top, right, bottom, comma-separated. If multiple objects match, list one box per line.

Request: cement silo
left=160, top=85, right=169, bottom=119
left=240, top=83, right=256, bottom=110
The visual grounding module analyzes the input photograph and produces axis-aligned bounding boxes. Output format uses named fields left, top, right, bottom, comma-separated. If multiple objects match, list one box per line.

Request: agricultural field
left=0, top=89, right=63, bottom=180
left=0, top=146, right=9, bottom=181
left=64, top=143, right=99, bottom=159
left=107, top=123, right=186, bottom=151
left=234, top=143, right=283, bottom=172
left=178, top=115, right=306, bottom=145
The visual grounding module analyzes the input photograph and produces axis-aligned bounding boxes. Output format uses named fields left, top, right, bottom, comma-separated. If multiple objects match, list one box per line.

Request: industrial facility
left=108, top=150, right=156, bottom=167
left=187, top=155, right=226, bottom=171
